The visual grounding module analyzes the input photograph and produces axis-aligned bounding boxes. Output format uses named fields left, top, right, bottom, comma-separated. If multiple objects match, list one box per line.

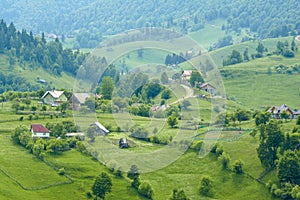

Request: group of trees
left=164, top=53, right=187, bottom=66
left=253, top=114, right=300, bottom=199
left=0, top=20, right=87, bottom=76
left=215, top=109, right=251, bottom=126
left=223, top=38, right=299, bottom=67
left=11, top=125, right=83, bottom=159
left=275, top=40, right=298, bottom=58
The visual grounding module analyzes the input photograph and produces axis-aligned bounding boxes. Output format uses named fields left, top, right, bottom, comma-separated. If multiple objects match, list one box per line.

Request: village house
left=42, top=90, right=67, bottom=106
left=181, top=70, right=192, bottom=83
left=69, top=93, right=91, bottom=110
left=267, top=104, right=300, bottom=119
left=90, top=121, right=110, bottom=135
left=30, top=124, right=50, bottom=138
left=200, top=83, right=216, bottom=95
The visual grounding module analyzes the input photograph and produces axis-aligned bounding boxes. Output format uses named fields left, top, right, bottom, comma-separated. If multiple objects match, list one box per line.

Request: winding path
left=170, top=84, right=195, bottom=105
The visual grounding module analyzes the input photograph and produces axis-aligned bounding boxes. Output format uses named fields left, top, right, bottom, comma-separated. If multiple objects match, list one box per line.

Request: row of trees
left=3, top=0, right=300, bottom=42
left=223, top=39, right=298, bottom=67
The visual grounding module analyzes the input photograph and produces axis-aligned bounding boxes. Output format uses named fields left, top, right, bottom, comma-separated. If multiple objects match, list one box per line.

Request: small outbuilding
left=119, top=138, right=129, bottom=148
left=90, top=121, right=110, bottom=135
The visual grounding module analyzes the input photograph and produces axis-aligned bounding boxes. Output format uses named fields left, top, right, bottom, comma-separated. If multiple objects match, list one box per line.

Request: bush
left=233, top=159, right=244, bottom=174
left=115, top=167, right=123, bottom=177
left=19, top=116, right=24, bottom=121
left=210, top=143, right=219, bottom=153
left=199, top=175, right=214, bottom=197
left=218, top=152, right=231, bottom=169
left=86, top=191, right=93, bottom=199
left=189, top=141, right=203, bottom=152
left=138, top=182, right=154, bottom=199
left=58, top=168, right=65, bottom=175
left=132, top=177, right=141, bottom=189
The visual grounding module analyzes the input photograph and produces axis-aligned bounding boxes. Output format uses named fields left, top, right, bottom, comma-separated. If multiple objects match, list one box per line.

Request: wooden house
left=70, top=93, right=91, bottom=110
left=90, top=121, right=110, bottom=135
left=200, top=83, right=215, bottom=95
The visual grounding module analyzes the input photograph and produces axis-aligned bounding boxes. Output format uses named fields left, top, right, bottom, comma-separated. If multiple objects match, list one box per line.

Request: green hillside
left=2, top=0, right=300, bottom=48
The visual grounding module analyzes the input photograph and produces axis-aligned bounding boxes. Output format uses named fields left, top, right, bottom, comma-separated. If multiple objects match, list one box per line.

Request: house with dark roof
left=267, top=104, right=300, bottom=119
left=42, top=90, right=67, bottom=106
left=70, top=93, right=91, bottom=110
left=30, top=124, right=50, bottom=138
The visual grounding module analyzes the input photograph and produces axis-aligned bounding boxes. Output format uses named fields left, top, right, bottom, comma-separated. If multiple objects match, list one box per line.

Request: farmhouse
left=70, top=93, right=91, bottom=110
left=200, top=83, right=215, bottom=95
left=30, top=124, right=50, bottom=138
left=267, top=104, right=300, bottom=119
left=90, top=121, right=110, bottom=135
left=181, top=70, right=192, bottom=83
left=42, top=90, right=67, bottom=106
left=119, top=138, right=129, bottom=148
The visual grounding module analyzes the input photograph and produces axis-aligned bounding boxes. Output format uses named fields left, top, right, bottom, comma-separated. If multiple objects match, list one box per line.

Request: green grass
left=0, top=136, right=69, bottom=188
left=189, top=19, right=227, bottom=49
left=0, top=54, right=76, bottom=90
left=209, top=36, right=295, bottom=67
left=141, top=148, right=273, bottom=200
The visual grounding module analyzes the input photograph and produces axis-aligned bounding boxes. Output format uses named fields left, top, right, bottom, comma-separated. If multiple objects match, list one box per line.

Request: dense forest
left=0, top=19, right=87, bottom=93
left=1, top=0, right=300, bottom=48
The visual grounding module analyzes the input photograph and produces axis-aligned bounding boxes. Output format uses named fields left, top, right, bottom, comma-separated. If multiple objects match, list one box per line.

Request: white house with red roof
left=30, top=124, right=50, bottom=138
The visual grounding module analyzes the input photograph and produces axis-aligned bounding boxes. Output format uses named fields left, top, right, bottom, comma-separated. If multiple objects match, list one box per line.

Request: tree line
left=0, top=19, right=87, bottom=76
left=2, top=0, right=300, bottom=48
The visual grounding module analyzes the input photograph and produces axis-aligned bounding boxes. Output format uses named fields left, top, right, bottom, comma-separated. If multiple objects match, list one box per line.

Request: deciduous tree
left=92, top=172, right=112, bottom=200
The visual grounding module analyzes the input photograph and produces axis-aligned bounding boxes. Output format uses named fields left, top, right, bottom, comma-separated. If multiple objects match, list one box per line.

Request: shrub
left=138, top=182, right=154, bottom=199
left=218, top=152, right=231, bottom=169
left=216, top=146, right=224, bottom=156
left=233, top=159, right=244, bottom=174
left=86, top=191, right=93, bottom=199
left=58, top=168, right=65, bottom=175
left=199, top=175, right=214, bottom=197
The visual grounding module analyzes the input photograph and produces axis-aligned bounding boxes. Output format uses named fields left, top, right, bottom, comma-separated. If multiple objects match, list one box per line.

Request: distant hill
left=1, top=0, right=300, bottom=48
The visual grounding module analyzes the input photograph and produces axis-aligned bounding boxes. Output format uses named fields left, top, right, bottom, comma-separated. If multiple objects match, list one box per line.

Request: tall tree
left=257, top=120, right=284, bottom=167
left=256, top=42, right=265, bottom=54
left=277, top=150, right=300, bottom=184
left=161, top=72, right=169, bottom=84
left=167, top=112, right=178, bottom=128
left=127, top=164, right=139, bottom=180
left=92, top=172, right=112, bottom=200
left=243, top=48, right=249, bottom=61
left=189, top=71, right=204, bottom=87
left=100, top=76, right=115, bottom=100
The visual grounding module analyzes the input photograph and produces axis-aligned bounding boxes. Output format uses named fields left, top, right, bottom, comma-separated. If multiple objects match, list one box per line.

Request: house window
left=43, top=133, right=46, bottom=135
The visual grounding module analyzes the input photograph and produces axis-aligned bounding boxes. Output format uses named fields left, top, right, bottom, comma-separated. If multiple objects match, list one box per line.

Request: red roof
left=31, top=124, right=50, bottom=133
